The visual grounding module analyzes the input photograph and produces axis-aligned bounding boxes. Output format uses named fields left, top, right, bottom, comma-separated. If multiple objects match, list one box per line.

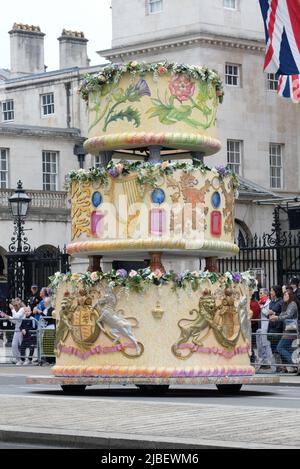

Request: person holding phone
left=0, top=298, right=26, bottom=365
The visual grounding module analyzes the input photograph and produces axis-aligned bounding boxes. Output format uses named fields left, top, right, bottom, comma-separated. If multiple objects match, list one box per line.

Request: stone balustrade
left=0, top=189, right=69, bottom=210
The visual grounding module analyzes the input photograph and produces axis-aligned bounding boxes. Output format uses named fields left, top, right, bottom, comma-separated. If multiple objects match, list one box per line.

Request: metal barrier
left=251, top=318, right=300, bottom=375
left=0, top=317, right=56, bottom=366
left=39, top=326, right=56, bottom=365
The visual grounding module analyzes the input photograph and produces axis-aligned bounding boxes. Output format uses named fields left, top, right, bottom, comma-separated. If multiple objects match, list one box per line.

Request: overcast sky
left=1, top=0, right=112, bottom=71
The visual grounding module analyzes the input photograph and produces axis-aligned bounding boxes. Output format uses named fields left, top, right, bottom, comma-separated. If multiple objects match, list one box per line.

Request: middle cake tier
left=67, top=163, right=239, bottom=258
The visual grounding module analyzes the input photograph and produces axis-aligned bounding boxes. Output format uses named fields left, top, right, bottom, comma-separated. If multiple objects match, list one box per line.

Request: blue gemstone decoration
left=151, top=189, right=166, bottom=205
left=92, top=191, right=102, bottom=208
left=212, top=191, right=221, bottom=209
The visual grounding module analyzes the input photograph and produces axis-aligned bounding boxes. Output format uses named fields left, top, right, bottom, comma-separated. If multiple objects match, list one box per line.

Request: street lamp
left=8, top=180, right=31, bottom=253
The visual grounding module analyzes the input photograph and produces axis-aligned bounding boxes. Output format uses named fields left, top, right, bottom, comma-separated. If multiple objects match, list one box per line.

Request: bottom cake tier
left=50, top=269, right=256, bottom=380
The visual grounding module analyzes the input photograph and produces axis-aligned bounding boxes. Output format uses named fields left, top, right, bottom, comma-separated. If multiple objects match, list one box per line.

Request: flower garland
left=49, top=268, right=256, bottom=297
left=78, top=61, right=224, bottom=104
left=65, top=161, right=240, bottom=192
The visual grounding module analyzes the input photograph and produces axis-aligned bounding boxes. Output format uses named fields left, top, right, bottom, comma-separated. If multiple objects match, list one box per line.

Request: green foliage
left=65, top=160, right=240, bottom=194
left=104, top=106, right=141, bottom=129
left=79, top=61, right=224, bottom=104
left=49, top=269, right=256, bottom=300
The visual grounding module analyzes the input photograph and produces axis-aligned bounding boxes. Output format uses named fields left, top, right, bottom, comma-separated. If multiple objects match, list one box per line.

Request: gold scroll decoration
left=220, top=179, right=234, bottom=236
left=71, top=182, right=91, bottom=240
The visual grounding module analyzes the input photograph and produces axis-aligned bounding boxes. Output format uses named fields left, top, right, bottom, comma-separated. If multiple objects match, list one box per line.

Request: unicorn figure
left=93, top=290, right=141, bottom=354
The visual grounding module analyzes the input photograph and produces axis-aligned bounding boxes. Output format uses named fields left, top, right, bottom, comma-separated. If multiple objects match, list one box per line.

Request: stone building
left=0, top=23, right=103, bottom=288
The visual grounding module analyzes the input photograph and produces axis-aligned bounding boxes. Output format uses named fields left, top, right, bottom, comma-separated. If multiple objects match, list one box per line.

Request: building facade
left=0, top=24, right=103, bottom=286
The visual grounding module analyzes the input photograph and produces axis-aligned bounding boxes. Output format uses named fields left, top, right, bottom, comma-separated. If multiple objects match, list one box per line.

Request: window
left=41, top=93, right=54, bottom=116
left=42, top=151, right=58, bottom=191
left=0, top=148, right=8, bottom=188
left=267, top=73, right=279, bottom=91
left=227, top=140, right=242, bottom=175
left=223, top=0, right=237, bottom=9
left=2, top=100, right=14, bottom=121
left=269, top=143, right=283, bottom=189
left=149, top=0, right=163, bottom=14
left=94, top=156, right=101, bottom=169
left=225, top=63, right=240, bottom=87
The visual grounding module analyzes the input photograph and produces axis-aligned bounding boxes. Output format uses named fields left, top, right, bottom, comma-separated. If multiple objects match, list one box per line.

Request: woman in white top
left=255, top=288, right=276, bottom=370
left=1, top=298, right=26, bottom=365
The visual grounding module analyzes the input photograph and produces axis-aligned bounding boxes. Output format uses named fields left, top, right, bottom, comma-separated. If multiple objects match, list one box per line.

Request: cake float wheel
left=136, top=385, right=169, bottom=394
left=216, top=384, right=242, bottom=394
left=61, top=385, right=87, bottom=394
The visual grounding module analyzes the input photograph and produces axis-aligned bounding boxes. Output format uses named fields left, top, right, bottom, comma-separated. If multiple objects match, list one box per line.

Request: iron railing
left=219, top=232, right=300, bottom=287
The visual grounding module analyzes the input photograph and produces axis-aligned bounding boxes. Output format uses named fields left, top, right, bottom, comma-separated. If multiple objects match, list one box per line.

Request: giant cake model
left=50, top=62, right=258, bottom=389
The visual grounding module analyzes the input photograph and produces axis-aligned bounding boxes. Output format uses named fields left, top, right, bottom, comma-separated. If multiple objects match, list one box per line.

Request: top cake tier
left=80, top=62, right=223, bottom=156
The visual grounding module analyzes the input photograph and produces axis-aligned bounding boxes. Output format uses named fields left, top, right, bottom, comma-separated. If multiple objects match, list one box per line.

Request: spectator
left=32, top=287, right=49, bottom=321
left=0, top=298, right=25, bottom=365
left=289, top=277, right=300, bottom=302
left=250, top=293, right=260, bottom=363
left=19, top=306, right=38, bottom=365
left=282, top=284, right=293, bottom=296
left=28, top=285, right=41, bottom=312
left=267, top=285, right=284, bottom=354
left=256, top=288, right=275, bottom=371
left=270, top=290, right=299, bottom=372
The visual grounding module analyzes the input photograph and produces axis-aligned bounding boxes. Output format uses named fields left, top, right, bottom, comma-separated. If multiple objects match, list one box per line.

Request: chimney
left=58, top=29, right=89, bottom=69
left=9, top=23, right=45, bottom=76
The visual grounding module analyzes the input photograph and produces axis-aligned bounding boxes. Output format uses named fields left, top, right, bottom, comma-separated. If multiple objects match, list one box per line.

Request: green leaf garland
left=79, top=61, right=224, bottom=104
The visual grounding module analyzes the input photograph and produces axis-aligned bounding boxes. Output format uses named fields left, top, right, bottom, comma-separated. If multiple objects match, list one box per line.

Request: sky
left=1, top=0, right=112, bottom=71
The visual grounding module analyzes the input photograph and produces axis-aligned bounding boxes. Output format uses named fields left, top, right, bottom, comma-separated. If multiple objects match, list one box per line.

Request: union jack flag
left=277, top=74, right=300, bottom=102
left=259, top=0, right=300, bottom=75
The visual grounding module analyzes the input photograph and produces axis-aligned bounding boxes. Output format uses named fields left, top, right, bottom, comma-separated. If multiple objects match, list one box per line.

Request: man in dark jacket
left=28, top=285, right=41, bottom=312
left=289, top=277, right=300, bottom=301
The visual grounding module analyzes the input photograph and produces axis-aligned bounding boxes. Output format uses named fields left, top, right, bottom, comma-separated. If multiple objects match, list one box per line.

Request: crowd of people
left=250, top=277, right=300, bottom=373
left=0, top=285, right=56, bottom=366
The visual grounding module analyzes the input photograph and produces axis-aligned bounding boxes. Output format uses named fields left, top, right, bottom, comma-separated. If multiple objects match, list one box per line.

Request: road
left=0, top=374, right=299, bottom=409
left=0, top=370, right=300, bottom=449
left=0, top=442, right=65, bottom=449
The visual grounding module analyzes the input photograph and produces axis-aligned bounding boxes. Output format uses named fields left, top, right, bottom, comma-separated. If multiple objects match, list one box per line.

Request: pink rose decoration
left=153, top=269, right=163, bottom=279
left=160, top=161, right=169, bottom=170
left=129, top=270, right=138, bottom=277
left=169, top=74, right=195, bottom=102
left=90, top=271, right=98, bottom=281
left=116, top=163, right=124, bottom=174
left=158, top=66, right=168, bottom=75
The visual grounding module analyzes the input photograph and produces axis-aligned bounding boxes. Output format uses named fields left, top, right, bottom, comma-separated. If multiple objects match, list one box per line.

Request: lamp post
left=7, top=181, right=31, bottom=300
left=8, top=180, right=31, bottom=253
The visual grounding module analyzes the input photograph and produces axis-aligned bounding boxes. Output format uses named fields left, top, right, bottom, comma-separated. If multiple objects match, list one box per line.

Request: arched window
left=31, top=245, right=61, bottom=289
left=35, top=245, right=60, bottom=259
left=0, top=255, right=4, bottom=276
left=0, top=246, right=7, bottom=278
left=234, top=219, right=251, bottom=247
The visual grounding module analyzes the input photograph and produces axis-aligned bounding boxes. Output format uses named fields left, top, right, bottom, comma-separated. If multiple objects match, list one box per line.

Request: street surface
left=0, top=375, right=300, bottom=409
left=0, top=368, right=300, bottom=448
